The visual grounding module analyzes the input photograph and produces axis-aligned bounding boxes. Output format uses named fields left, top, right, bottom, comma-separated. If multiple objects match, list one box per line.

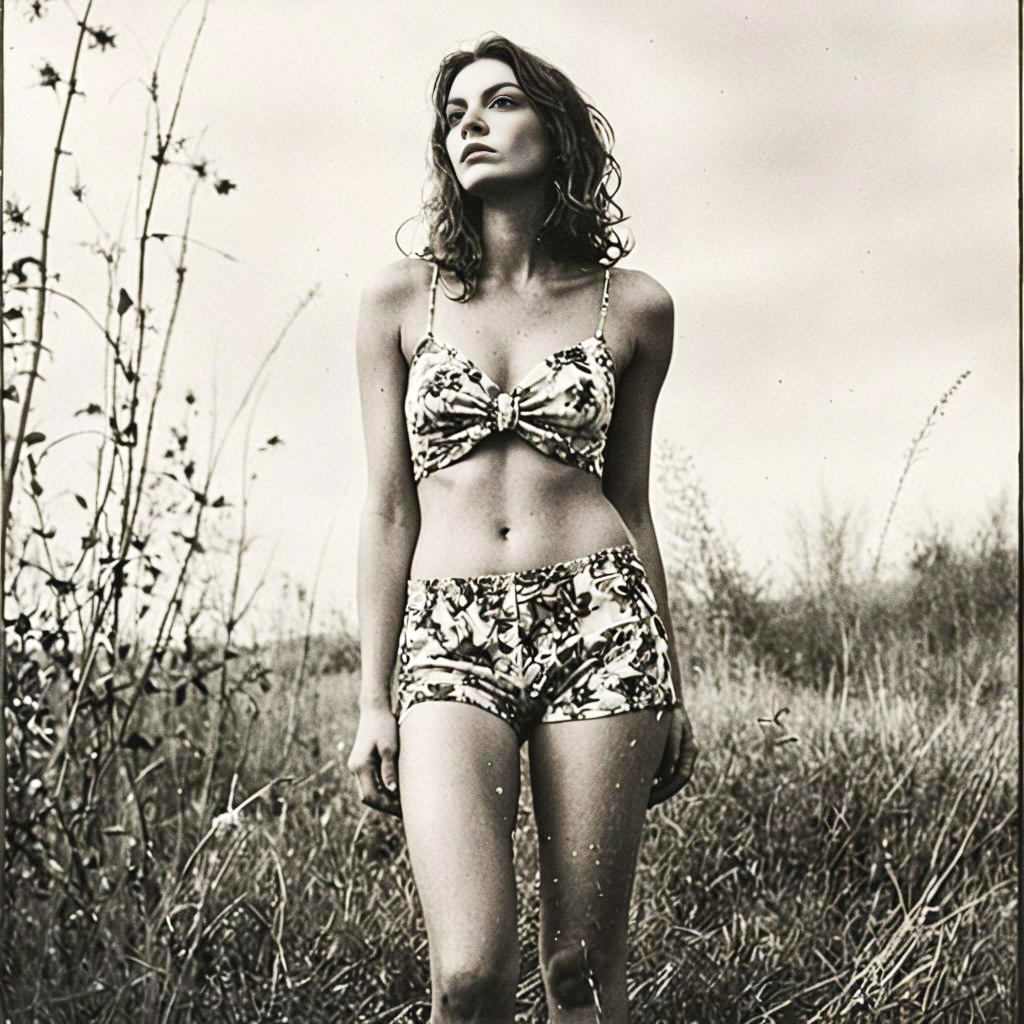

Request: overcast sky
left=7, top=1, right=1017, bottom=631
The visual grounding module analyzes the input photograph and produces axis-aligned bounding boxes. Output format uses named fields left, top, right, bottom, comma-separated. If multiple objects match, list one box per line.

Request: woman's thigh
left=398, top=701, right=523, bottom=967
left=527, top=709, right=670, bottom=994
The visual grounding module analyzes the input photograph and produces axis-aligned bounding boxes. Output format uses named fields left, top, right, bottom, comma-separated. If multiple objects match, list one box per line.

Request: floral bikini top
left=404, top=263, right=617, bottom=483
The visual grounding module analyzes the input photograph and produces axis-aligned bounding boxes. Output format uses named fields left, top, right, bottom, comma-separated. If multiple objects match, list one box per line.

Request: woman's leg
left=528, top=709, right=670, bottom=1024
left=399, top=701, right=523, bottom=1024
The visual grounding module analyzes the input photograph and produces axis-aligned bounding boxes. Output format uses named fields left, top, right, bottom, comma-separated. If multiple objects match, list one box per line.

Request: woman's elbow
left=605, top=489, right=653, bottom=534
left=363, top=482, right=420, bottom=532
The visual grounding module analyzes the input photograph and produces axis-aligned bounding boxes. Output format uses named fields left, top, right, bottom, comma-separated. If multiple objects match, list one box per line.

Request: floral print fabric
left=394, top=544, right=678, bottom=743
left=403, top=266, right=617, bottom=483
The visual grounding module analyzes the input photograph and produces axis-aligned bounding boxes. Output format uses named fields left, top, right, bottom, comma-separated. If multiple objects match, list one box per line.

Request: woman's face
left=443, top=58, right=554, bottom=198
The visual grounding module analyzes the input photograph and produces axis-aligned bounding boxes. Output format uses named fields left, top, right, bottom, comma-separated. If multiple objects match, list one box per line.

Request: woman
left=348, top=34, right=698, bottom=1023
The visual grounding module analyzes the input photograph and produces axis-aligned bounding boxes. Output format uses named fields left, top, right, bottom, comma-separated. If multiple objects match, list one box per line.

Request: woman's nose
left=461, top=112, right=487, bottom=137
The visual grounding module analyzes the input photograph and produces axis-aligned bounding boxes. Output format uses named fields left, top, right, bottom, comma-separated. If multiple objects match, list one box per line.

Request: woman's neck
left=476, top=183, right=557, bottom=285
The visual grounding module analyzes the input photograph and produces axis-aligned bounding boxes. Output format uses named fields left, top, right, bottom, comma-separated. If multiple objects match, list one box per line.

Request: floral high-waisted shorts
left=394, top=544, right=678, bottom=744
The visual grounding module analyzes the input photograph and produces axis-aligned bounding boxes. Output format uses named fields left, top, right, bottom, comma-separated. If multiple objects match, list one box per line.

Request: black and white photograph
left=2, top=1, right=1017, bottom=1020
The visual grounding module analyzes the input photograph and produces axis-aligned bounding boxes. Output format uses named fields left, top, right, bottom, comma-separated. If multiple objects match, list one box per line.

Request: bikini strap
left=595, top=267, right=612, bottom=340
left=425, top=262, right=440, bottom=338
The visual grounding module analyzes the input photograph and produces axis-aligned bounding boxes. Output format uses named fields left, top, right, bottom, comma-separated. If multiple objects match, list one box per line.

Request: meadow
left=4, top=505, right=1017, bottom=1022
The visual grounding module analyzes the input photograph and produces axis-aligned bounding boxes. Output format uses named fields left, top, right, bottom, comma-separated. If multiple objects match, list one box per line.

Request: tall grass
left=4, top=516, right=1016, bottom=1021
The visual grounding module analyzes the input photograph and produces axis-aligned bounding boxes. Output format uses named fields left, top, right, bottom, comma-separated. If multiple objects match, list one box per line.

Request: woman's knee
left=435, top=951, right=520, bottom=1019
left=542, top=941, right=619, bottom=1011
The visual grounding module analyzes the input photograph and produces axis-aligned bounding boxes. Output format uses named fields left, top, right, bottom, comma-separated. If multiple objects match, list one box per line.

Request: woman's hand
left=648, top=702, right=698, bottom=807
left=347, top=704, right=402, bottom=818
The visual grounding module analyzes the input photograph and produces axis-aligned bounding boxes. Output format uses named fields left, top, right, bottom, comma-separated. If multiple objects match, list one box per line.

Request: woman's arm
left=347, top=259, right=422, bottom=817
left=601, top=271, right=680, bottom=694
left=601, top=270, right=698, bottom=803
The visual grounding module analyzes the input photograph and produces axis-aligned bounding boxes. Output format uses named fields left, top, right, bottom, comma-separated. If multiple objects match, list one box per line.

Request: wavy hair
left=408, top=34, right=632, bottom=300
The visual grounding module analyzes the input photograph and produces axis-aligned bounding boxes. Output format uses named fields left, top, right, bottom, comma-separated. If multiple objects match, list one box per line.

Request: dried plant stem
left=281, top=507, right=340, bottom=766
left=1, top=10, right=94, bottom=1009
left=2, top=0, right=94, bottom=521
left=115, top=1, right=210, bottom=639
left=189, top=285, right=319, bottom=819
left=870, top=369, right=971, bottom=580
left=1, top=10, right=6, bottom=1017
left=48, top=11, right=208, bottom=796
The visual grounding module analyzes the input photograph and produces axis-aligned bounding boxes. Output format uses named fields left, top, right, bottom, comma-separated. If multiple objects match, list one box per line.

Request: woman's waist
left=409, top=487, right=632, bottom=580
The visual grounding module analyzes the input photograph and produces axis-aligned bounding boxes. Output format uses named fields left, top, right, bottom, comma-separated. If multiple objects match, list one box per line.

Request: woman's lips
left=461, top=144, right=496, bottom=162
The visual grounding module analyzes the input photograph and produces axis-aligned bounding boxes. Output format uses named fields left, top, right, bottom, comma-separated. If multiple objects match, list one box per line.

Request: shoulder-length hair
left=412, top=34, right=631, bottom=300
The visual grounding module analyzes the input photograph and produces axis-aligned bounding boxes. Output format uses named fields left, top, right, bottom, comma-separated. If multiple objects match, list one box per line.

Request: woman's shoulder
left=363, top=256, right=435, bottom=301
left=609, top=266, right=673, bottom=317
left=608, top=266, right=674, bottom=345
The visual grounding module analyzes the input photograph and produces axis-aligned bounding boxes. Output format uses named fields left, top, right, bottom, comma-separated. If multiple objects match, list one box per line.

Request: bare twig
left=871, top=370, right=971, bottom=579
left=1, top=11, right=95, bottom=1012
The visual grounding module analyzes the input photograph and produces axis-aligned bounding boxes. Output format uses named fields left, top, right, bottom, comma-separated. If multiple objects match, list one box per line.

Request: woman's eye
left=445, top=95, right=517, bottom=129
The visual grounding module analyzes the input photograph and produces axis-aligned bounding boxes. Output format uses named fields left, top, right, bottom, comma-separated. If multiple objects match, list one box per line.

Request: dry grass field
left=6, top=550, right=1016, bottom=1021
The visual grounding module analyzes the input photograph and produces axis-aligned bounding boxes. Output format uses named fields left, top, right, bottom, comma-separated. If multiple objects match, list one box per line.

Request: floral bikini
left=395, top=262, right=678, bottom=742
left=404, top=263, right=617, bottom=481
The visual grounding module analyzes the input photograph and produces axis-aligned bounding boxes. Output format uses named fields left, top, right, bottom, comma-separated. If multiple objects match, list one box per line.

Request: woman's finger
left=674, top=734, right=698, bottom=786
left=373, top=762, right=403, bottom=818
left=379, top=745, right=400, bottom=796
left=648, top=737, right=698, bottom=807
left=647, top=772, right=689, bottom=807
left=354, top=759, right=403, bottom=818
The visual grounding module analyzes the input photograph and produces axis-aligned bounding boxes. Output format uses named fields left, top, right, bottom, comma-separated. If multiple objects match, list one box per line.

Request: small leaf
left=86, top=25, right=117, bottom=51
left=74, top=494, right=88, bottom=509
left=3, top=384, right=19, bottom=402
left=117, top=288, right=133, bottom=315
left=175, top=684, right=188, bottom=707
left=4, top=201, right=30, bottom=232
left=2, top=307, right=23, bottom=320
left=9, top=256, right=41, bottom=283
left=214, top=178, right=236, bottom=195
left=25, top=431, right=46, bottom=445
left=38, top=62, right=61, bottom=90
left=30, top=478, right=43, bottom=496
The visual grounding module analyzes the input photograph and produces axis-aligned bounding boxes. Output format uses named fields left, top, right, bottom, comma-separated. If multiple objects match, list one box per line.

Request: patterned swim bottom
left=394, top=544, right=678, bottom=744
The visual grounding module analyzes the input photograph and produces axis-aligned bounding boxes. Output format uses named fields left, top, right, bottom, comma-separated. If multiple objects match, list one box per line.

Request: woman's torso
left=399, top=260, right=636, bottom=579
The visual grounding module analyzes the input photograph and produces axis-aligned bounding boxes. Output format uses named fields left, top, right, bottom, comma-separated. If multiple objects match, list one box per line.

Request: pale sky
left=6, top=1, right=1017, bottom=633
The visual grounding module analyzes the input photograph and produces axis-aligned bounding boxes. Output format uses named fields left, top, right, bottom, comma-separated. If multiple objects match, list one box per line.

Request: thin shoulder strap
left=594, top=267, right=612, bottom=340
left=425, top=262, right=440, bottom=338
